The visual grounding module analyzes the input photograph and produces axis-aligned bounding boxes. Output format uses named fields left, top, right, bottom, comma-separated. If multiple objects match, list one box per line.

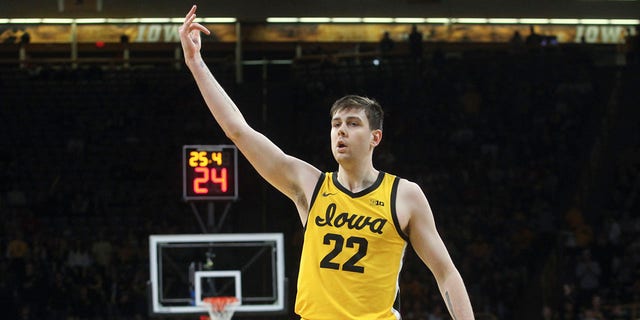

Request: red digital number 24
left=193, top=167, right=228, bottom=193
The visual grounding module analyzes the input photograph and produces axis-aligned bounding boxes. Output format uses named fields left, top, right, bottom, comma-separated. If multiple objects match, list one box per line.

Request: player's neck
left=336, top=165, right=379, bottom=193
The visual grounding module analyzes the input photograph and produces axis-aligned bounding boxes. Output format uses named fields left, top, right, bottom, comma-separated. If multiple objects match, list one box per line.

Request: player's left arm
left=397, top=179, right=475, bottom=320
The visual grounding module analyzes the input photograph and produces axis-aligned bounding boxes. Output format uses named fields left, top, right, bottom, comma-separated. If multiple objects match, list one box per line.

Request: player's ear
left=371, top=129, right=382, bottom=147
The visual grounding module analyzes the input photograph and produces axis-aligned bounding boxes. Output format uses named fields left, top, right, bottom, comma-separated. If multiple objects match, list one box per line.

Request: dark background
left=1, top=1, right=640, bottom=320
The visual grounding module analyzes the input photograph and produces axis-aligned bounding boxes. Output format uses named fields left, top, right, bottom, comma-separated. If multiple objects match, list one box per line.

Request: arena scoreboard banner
left=0, top=24, right=237, bottom=44
left=0, top=22, right=636, bottom=44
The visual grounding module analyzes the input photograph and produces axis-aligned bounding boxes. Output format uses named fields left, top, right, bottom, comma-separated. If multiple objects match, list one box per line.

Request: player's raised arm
left=179, top=5, right=247, bottom=138
left=178, top=5, right=321, bottom=222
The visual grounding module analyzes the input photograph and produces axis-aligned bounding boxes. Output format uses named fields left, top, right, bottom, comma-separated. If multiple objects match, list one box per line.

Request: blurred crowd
left=1, top=39, right=639, bottom=320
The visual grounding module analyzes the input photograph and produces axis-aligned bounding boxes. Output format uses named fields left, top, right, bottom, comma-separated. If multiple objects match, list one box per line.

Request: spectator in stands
left=1, top=27, right=18, bottom=43
left=47, top=272, right=71, bottom=319
left=560, top=300, right=577, bottom=320
left=526, top=25, right=542, bottom=47
left=6, top=230, right=29, bottom=293
left=607, top=304, right=630, bottom=320
left=575, top=250, right=602, bottom=307
left=625, top=25, right=640, bottom=65
left=509, top=30, right=525, bottom=53
left=20, top=31, right=30, bottom=45
left=71, top=285, right=94, bottom=320
left=91, top=229, right=113, bottom=272
left=19, top=261, right=46, bottom=318
left=380, top=31, right=395, bottom=54
left=66, top=240, right=92, bottom=269
left=584, top=294, right=606, bottom=320
left=6, top=230, right=29, bottom=262
left=404, top=300, right=429, bottom=320
left=408, top=25, right=423, bottom=61
left=428, top=304, right=446, bottom=320
left=542, top=305, right=557, bottom=320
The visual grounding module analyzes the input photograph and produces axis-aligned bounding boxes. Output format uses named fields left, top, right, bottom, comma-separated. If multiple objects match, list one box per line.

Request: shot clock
left=183, top=145, right=238, bottom=201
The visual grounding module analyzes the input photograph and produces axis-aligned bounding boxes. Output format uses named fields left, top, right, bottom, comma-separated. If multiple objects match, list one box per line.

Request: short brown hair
left=330, top=95, right=384, bottom=131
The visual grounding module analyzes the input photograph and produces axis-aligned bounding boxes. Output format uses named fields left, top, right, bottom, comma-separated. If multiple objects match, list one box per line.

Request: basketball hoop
left=202, top=296, right=239, bottom=320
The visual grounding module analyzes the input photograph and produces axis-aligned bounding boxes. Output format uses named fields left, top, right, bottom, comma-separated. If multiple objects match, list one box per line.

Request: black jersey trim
left=331, top=171, right=385, bottom=198
left=305, top=172, right=326, bottom=229
left=393, top=288, right=401, bottom=318
left=390, top=176, right=410, bottom=242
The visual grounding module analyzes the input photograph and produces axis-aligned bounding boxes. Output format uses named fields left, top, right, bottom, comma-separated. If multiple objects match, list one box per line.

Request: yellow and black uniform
left=295, top=172, right=409, bottom=320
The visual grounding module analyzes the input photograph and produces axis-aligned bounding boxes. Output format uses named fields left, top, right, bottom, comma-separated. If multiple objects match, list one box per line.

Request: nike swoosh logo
left=322, top=192, right=337, bottom=197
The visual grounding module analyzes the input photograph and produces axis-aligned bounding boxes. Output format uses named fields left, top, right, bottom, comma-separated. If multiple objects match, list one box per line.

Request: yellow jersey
left=295, top=172, right=409, bottom=320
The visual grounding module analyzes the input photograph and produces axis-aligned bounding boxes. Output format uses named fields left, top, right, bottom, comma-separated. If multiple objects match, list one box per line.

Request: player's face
left=330, top=108, right=380, bottom=163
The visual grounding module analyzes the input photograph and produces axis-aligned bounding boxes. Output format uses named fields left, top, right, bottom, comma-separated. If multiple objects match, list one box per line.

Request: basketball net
left=202, top=296, right=239, bottom=320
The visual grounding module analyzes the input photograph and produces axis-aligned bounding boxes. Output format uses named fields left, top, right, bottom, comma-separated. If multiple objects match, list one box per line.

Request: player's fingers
left=186, top=13, right=198, bottom=27
left=184, top=5, right=197, bottom=22
left=181, top=10, right=198, bottom=35
left=191, top=23, right=211, bottom=35
left=179, top=9, right=197, bottom=36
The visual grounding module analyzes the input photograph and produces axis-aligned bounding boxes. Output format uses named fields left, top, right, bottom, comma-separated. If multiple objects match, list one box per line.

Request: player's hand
left=179, top=5, right=211, bottom=64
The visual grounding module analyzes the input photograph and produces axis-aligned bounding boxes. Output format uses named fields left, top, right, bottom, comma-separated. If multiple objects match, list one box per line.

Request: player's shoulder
left=389, top=175, right=431, bottom=229
left=386, top=173, right=425, bottom=199
left=384, top=171, right=415, bottom=186
left=385, top=172, right=422, bottom=195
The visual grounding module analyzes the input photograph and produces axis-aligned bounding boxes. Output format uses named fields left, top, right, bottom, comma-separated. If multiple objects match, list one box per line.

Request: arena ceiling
left=1, top=0, right=639, bottom=20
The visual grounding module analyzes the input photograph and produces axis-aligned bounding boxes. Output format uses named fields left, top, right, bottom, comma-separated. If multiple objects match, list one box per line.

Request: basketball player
left=179, top=5, right=474, bottom=319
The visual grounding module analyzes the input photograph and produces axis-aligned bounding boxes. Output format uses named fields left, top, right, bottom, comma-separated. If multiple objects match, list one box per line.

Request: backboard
left=148, top=233, right=286, bottom=317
